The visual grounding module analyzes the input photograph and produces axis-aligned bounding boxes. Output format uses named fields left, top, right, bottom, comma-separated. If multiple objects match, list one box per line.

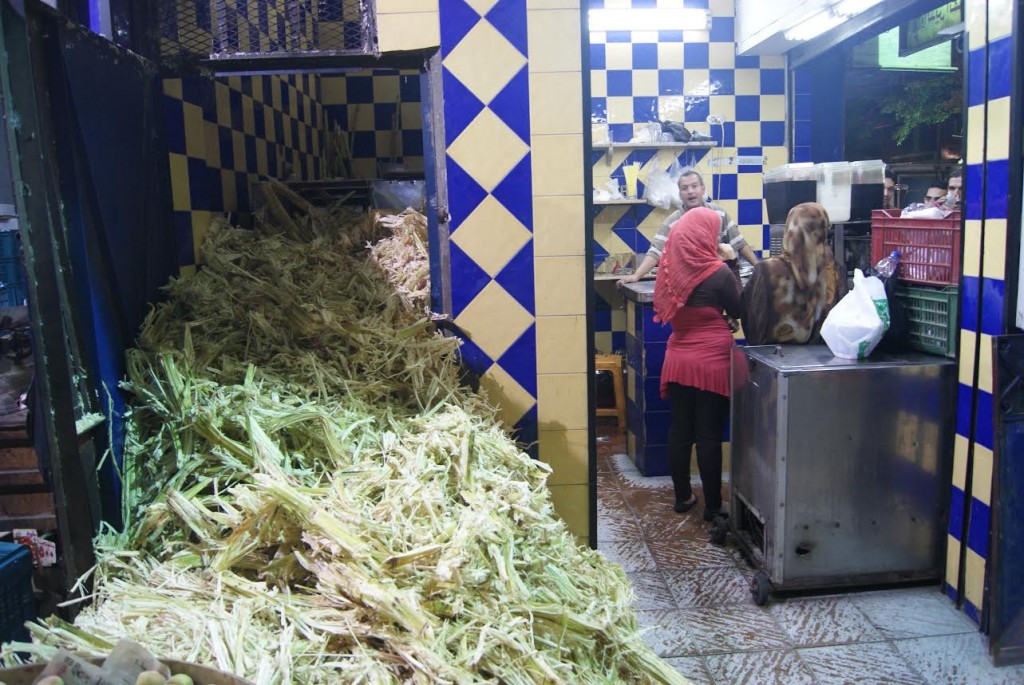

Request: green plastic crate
left=893, top=285, right=959, bottom=358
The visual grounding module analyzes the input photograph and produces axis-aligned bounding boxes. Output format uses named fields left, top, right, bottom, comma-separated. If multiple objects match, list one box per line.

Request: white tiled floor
left=596, top=428, right=1024, bottom=684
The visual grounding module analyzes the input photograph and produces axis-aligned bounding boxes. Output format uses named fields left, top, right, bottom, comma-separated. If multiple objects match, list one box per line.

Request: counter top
left=742, top=344, right=956, bottom=371
left=620, top=279, right=656, bottom=303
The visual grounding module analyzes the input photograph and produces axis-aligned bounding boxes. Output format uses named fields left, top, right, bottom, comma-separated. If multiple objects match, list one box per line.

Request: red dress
left=659, top=307, right=735, bottom=400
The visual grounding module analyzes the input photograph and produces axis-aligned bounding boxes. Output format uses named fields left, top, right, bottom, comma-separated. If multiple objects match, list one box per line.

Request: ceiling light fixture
left=588, top=8, right=710, bottom=32
left=832, top=0, right=885, bottom=17
left=784, top=9, right=844, bottom=41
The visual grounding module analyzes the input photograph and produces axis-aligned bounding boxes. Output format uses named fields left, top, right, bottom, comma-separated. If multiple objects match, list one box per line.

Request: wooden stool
left=595, top=353, right=627, bottom=432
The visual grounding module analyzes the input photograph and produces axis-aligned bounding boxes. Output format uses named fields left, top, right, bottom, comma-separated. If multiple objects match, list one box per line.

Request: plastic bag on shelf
left=644, top=167, right=677, bottom=209
left=820, top=269, right=891, bottom=360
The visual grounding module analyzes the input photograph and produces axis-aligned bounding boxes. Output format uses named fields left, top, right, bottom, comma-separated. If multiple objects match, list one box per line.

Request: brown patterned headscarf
left=741, top=202, right=846, bottom=345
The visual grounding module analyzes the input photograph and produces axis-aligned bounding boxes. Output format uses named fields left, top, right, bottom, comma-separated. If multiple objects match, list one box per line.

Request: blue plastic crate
left=0, top=541, right=35, bottom=644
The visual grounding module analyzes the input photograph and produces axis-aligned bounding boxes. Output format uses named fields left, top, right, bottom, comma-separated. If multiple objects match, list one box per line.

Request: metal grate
left=159, top=0, right=376, bottom=66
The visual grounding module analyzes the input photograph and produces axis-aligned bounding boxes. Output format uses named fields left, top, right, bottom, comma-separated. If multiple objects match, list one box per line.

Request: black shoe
left=674, top=495, right=698, bottom=513
left=703, top=508, right=727, bottom=522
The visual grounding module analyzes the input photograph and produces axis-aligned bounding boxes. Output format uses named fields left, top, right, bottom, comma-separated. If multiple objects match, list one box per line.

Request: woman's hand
left=717, top=243, right=737, bottom=261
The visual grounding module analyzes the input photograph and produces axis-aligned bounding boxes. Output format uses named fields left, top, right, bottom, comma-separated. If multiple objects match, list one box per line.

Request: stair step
left=0, top=491, right=54, bottom=516
left=0, top=468, right=45, bottom=487
left=0, top=446, right=37, bottom=469
left=0, top=512, right=57, bottom=532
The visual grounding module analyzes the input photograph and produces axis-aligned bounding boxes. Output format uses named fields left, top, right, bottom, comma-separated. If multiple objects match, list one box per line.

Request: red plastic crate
left=870, top=209, right=962, bottom=286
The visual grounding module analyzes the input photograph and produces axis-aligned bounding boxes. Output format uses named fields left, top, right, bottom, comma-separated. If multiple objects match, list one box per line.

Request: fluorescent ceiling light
left=784, top=9, right=844, bottom=41
left=832, top=0, right=884, bottom=17
left=588, top=8, right=710, bottom=32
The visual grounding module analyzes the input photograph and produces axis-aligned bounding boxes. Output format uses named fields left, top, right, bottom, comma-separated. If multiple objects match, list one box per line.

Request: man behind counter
left=617, top=170, right=759, bottom=287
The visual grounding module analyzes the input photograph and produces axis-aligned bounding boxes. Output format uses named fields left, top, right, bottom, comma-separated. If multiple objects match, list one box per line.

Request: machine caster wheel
left=751, top=571, right=771, bottom=606
left=709, top=515, right=728, bottom=545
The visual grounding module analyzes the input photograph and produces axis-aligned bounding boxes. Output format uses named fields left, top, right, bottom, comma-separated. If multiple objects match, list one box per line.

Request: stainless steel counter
left=619, top=279, right=655, bottom=304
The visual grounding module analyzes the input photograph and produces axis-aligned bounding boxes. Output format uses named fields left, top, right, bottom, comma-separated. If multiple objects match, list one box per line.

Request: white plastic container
left=816, top=162, right=854, bottom=223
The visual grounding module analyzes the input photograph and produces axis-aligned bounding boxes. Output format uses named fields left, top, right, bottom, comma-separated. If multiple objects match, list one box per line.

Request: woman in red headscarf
left=654, top=206, right=743, bottom=520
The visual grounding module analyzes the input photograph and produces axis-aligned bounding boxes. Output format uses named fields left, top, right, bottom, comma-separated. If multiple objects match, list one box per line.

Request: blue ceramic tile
left=633, top=43, right=659, bottom=69
left=645, top=378, right=669, bottom=412
left=612, top=206, right=637, bottom=230
left=609, top=123, right=634, bottom=143
left=760, top=68, right=785, bottom=94
left=626, top=333, right=642, bottom=371
left=486, top=0, right=528, bottom=58
left=683, top=0, right=708, bottom=8
left=627, top=398, right=644, bottom=440
left=967, top=496, right=990, bottom=558
left=495, top=241, right=535, bottom=316
left=644, top=342, right=666, bottom=375
left=794, top=67, right=812, bottom=95
left=631, top=0, right=656, bottom=7
left=229, top=88, right=244, bottom=130
left=448, top=242, right=492, bottom=317
left=645, top=410, right=672, bottom=445
left=591, top=43, right=606, bottom=70
left=614, top=227, right=640, bottom=252
left=634, top=96, right=660, bottom=123
left=956, top=381, right=974, bottom=439
left=974, top=387, right=994, bottom=451
left=188, top=157, right=219, bottom=210
left=442, top=68, right=485, bottom=145
left=964, top=599, right=981, bottom=624
left=981, top=277, right=1005, bottom=337
left=402, top=129, right=424, bottom=156
left=253, top=103, right=266, bottom=138
left=722, top=121, right=735, bottom=147
left=960, top=275, right=979, bottom=333
left=606, top=30, right=632, bottom=43
left=345, top=75, right=373, bottom=104
left=173, top=211, right=194, bottom=267
left=612, top=331, right=626, bottom=353
left=965, top=163, right=983, bottom=221
left=717, top=173, right=737, bottom=200
left=709, top=16, right=734, bottom=42
left=684, top=96, right=709, bottom=123
left=735, top=53, right=759, bottom=68
left=659, top=69, right=684, bottom=95
left=948, top=483, right=964, bottom=541
left=794, top=123, right=812, bottom=147
left=985, top=158, right=1009, bottom=219
left=458, top=335, right=494, bottom=378
left=967, top=47, right=986, bottom=107
left=607, top=70, right=633, bottom=96
left=795, top=93, right=812, bottom=119
left=592, top=97, right=608, bottom=123
left=636, top=443, right=670, bottom=476
left=400, top=73, right=421, bottom=101
left=493, top=154, right=533, bottom=229
left=439, top=0, right=481, bottom=54
left=738, top=198, right=762, bottom=225
left=761, top=121, right=785, bottom=146
left=514, top=405, right=539, bottom=458
left=374, top=102, right=397, bottom=131
left=491, top=66, right=531, bottom=142
left=988, top=37, right=1011, bottom=100
left=710, top=69, right=734, bottom=95
left=735, top=95, right=759, bottom=121
left=445, top=158, right=488, bottom=231
left=683, top=43, right=708, bottom=69
left=593, top=243, right=609, bottom=269
left=658, top=30, right=684, bottom=43
left=498, top=323, right=537, bottom=397
left=163, top=98, right=186, bottom=155
left=643, top=307, right=672, bottom=342
left=635, top=230, right=652, bottom=255
left=244, top=135, right=258, bottom=173
left=352, top=130, right=375, bottom=157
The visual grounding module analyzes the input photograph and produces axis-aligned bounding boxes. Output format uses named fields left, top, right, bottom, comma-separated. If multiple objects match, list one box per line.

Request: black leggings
left=668, top=383, right=729, bottom=512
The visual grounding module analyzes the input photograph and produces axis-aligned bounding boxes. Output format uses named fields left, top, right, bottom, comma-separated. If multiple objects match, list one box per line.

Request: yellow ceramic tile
left=377, top=12, right=440, bottom=52
left=289, top=91, right=298, bottom=120
left=530, top=72, right=583, bottom=135
left=709, top=42, right=735, bottom=69
left=589, top=30, right=606, bottom=44
left=548, top=483, right=590, bottom=541
left=256, top=139, right=268, bottom=176
left=182, top=102, right=205, bottom=160
left=760, top=54, right=785, bottom=69
left=952, top=433, right=969, bottom=491
left=227, top=75, right=242, bottom=91
left=527, top=0, right=579, bottom=8
left=709, top=95, right=735, bottom=124
left=657, top=43, right=684, bottom=68
left=962, top=219, right=982, bottom=278
left=735, top=121, right=760, bottom=147
left=595, top=331, right=612, bottom=355
left=528, top=9, right=582, bottom=73
left=281, top=116, right=293, bottom=148
left=465, top=0, right=498, bottom=13
left=239, top=96, right=254, bottom=137
left=983, top=218, right=1007, bottom=280
left=221, top=170, right=237, bottom=212
left=168, top=153, right=191, bottom=211
left=973, top=444, right=994, bottom=506
left=763, top=146, right=788, bottom=170
left=537, top=372, right=588, bottom=430
left=945, top=535, right=961, bottom=589
left=600, top=42, right=634, bottom=72
left=271, top=78, right=282, bottom=110
left=684, top=70, right=711, bottom=96
left=709, top=0, right=734, bottom=16
left=602, top=0, right=631, bottom=7
left=632, top=70, right=660, bottom=97
left=592, top=123, right=610, bottom=144
left=377, top=0, right=438, bottom=12
left=978, top=332, right=994, bottom=394
left=625, top=363, right=636, bottom=400
left=534, top=196, right=585, bottom=257
left=988, top=1, right=1012, bottom=41
left=249, top=77, right=263, bottom=103
left=455, top=280, right=534, bottom=359
left=734, top=69, right=760, bottom=95
left=964, top=548, right=986, bottom=609
left=738, top=173, right=762, bottom=199
left=611, top=307, right=626, bottom=333
left=658, top=96, right=687, bottom=123
left=958, top=331, right=977, bottom=388
left=535, top=256, right=586, bottom=315
left=373, top=74, right=400, bottom=104
left=712, top=199, right=737, bottom=222
left=163, top=78, right=182, bottom=99
left=451, top=196, right=531, bottom=276
left=760, top=94, right=785, bottom=121
left=448, top=109, right=530, bottom=192
left=740, top=225, right=763, bottom=250
left=263, top=108, right=276, bottom=143
left=479, top=363, right=537, bottom=429
left=376, top=130, right=397, bottom=158
left=985, top=97, right=1011, bottom=161
left=352, top=159, right=376, bottom=180
left=444, top=20, right=524, bottom=104
left=400, top=102, right=421, bottom=127
left=539, top=428, right=588, bottom=485
left=203, top=121, right=220, bottom=169
left=347, top=103, right=376, bottom=130
left=591, top=71, right=607, bottom=98
left=190, top=211, right=212, bottom=265
left=626, top=300, right=636, bottom=337
left=531, top=135, right=584, bottom=196
left=178, top=263, right=196, bottom=279
left=966, top=1, right=986, bottom=51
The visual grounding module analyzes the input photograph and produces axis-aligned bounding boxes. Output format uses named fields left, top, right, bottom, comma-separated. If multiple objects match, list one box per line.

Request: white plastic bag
left=820, top=269, right=891, bottom=360
left=644, top=167, right=677, bottom=209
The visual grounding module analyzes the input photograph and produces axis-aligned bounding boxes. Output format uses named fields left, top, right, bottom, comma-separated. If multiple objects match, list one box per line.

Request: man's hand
left=717, top=243, right=737, bottom=261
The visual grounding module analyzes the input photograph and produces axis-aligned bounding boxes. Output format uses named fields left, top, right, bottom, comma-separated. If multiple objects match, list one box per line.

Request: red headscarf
left=653, top=206, right=723, bottom=323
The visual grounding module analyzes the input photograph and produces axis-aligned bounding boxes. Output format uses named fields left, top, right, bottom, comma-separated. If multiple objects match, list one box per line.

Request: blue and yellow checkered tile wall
left=163, top=73, right=326, bottom=274
left=588, top=0, right=788, bottom=354
left=944, top=0, right=1014, bottom=626
left=321, top=69, right=424, bottom=179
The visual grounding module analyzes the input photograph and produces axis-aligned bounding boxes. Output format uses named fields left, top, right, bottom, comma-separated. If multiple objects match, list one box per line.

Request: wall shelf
left=593, top=198, right=648, bottom=206
left=594, top=141, right=716, bottom=151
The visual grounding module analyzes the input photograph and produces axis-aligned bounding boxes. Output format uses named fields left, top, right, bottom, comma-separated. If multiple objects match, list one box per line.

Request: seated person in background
left=900, top=184, right=951, bottom=218
left=883, top=169, right=897, bottom=209
left=741, top=203, right=847, bottom=346
left=923, top=185, right=947, bottom=209
left=945, top=168, right=963, bottom=210
left=618, top=169, right=759, bottom=287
